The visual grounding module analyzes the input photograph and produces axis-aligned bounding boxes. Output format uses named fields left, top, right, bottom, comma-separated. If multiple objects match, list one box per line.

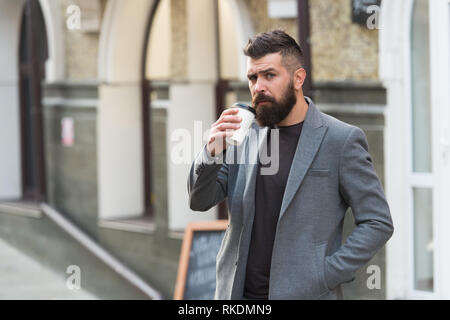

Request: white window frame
left=429, top=0, right=450, bottom=299
left=382, top=0, right=450, bottom=300
left=405, top=0, right=450, bottom=299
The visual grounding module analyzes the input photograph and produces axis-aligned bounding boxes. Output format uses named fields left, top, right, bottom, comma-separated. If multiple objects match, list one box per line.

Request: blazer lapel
left=278, top=100, right=328, bottom=223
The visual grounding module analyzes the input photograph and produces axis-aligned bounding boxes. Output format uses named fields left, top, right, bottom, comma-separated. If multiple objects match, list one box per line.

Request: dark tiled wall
left=44, top=105, right=99, bottom=237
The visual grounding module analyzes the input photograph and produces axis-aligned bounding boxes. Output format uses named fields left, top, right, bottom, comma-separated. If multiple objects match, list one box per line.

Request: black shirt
left=243, top=121, right=304, bottom=300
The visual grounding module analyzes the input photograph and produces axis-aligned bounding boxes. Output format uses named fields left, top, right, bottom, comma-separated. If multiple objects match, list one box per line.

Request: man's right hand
left=206, top=108, right=242, bottom=157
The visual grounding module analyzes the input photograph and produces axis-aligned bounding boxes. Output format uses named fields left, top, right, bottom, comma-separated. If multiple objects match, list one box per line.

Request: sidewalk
left=0, top=238, right=97, bottom=300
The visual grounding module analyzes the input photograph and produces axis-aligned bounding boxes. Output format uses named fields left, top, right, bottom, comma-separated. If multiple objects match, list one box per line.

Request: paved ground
left=0, top=238, right=97, bottom=300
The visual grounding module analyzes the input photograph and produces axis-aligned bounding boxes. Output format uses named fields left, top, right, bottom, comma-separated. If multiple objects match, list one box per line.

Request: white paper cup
left=226, top=103, right=256, bottom=146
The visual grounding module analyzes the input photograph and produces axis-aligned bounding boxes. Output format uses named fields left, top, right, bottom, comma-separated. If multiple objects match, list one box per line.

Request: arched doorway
left=19, top=0, right=49, bottom=202
left=97, top=0, right=158, bottom=221
left=98, top=0, right=253, bottom=230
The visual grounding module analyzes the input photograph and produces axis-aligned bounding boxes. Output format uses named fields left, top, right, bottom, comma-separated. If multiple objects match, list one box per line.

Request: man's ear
left=294, top=68, right=307, bottom=90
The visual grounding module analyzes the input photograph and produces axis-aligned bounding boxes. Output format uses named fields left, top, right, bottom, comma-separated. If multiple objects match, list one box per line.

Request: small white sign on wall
left=62, top=117, right=74, bottom=147
left=268, top=0, right=298, bottom=19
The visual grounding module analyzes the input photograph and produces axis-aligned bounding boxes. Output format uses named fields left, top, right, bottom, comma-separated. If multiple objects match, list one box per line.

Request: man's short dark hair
left=243, top=29, right=305, bottom=74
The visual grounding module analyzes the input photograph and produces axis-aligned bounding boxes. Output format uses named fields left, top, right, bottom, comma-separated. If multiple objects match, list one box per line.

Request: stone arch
left=98, top=0, right=158, bottom=83
left=39, top=0, right=65, bottom=82
left=97, top=0, right=255, bottom=227
left=97, top=0, right=158, bottom=220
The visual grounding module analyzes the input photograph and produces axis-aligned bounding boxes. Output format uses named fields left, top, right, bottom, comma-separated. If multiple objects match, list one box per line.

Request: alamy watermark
left=66, top=5, right=81, bottom=30
left=366, top=264, right=381, bottom=290
left=66, top=265, right=81, bottom=290
left=366, top=5, right=380, bottom=30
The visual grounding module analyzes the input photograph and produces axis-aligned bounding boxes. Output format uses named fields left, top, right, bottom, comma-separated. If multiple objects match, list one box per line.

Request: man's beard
left=252, top=81, right=297, bottom=128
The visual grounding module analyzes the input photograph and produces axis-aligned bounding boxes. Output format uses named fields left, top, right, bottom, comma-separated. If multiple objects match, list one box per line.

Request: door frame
left=429, top=0, right=450, bottom=300
left=381, top=0, right=450, bottom=299
left=19, top=0, right=48, bottom=202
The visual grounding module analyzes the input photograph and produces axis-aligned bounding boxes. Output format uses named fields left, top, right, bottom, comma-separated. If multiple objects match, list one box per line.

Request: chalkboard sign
left=174, top=220, right=228, bottom=300
left=351, top=0, right=381, bottom=25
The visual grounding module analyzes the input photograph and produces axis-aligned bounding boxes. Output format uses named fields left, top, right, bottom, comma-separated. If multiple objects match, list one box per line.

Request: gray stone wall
left=43, top=82, right=99, bottom=237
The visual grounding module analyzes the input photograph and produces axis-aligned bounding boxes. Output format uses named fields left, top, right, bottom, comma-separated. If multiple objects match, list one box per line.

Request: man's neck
left=277, top=96, right=309, bottom=127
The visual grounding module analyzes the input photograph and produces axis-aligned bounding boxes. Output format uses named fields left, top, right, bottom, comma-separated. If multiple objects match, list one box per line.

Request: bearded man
left=188, top=30, right=394, bottom=300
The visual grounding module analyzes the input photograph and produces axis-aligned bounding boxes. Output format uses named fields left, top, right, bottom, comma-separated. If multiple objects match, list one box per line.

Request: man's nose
left=254, top=79, right=267, bottom=94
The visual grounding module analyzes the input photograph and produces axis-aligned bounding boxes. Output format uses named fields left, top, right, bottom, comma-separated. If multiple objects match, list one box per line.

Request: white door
left=405, top=0, right=450, bottom=299
left=429, top=0, right=450, bottom=299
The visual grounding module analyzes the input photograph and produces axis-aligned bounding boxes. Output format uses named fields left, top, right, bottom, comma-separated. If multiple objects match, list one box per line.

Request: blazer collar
left=303, top=96, right=324, bottom=129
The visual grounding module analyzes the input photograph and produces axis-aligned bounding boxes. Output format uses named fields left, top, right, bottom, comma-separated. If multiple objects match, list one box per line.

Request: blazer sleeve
left=187, top=144, right=228, bottom=212
left=324, top=126, right=394, bottom=291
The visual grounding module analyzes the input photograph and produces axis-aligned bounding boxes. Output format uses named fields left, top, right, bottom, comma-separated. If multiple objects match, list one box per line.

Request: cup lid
left=233, top=103, right=256, bottom=115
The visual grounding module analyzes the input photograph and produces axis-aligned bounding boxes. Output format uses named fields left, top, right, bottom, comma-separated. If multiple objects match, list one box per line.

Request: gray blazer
left=187, top=99, right=394, bottom=300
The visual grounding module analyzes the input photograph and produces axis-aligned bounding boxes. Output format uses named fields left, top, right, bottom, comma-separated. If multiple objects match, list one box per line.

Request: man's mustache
left=253, top=94, right=276, bottom=106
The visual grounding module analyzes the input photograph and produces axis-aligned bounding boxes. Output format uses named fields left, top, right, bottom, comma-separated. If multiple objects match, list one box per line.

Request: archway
left=97, top=0, right=254, bottom=229
left=19, top=0, right=49, bottom=201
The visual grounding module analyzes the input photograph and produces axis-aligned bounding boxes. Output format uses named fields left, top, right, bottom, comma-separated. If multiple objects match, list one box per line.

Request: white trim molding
left=0, top=0, right=26, bottom=199
left=429, top=0, right=450, bottom=300
left=98, top=0, right=157, bottom=84
left=0, top=0, right=65, bottom=200
left=379, top=0, right=414, bottom=300
left=39, top=0, right=66, bottom=82
left=97, top=0, right=157, bottom=220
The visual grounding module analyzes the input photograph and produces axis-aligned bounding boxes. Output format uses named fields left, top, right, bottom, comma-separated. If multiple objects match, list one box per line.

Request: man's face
left=247, top=52, right=297, bottom=128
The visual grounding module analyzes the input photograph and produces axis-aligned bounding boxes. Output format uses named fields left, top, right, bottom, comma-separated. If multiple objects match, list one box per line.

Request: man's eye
left=267, top=73, right=275, bottom=79
left=249, top=75, right=256, bottom=81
